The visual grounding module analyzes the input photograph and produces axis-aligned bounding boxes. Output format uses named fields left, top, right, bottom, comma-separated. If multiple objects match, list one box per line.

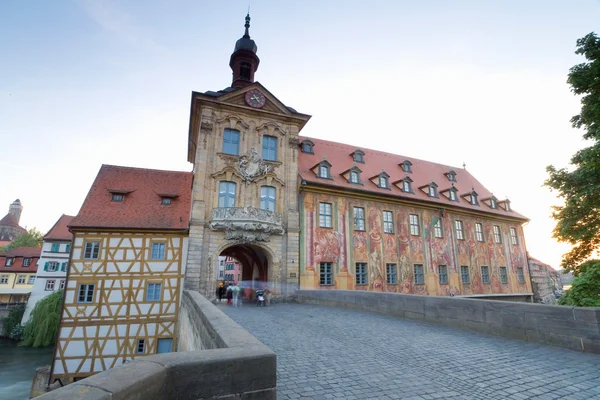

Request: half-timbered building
left=50, top=165, right=192, bottom=382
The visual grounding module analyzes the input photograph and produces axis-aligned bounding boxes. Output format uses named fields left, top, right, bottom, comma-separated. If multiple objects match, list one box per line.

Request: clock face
left=245, top=89, right=266, bottom=109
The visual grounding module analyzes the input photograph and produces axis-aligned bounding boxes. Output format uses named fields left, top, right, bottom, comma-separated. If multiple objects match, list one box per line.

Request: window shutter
left=61, top=263, right=66, bottom=272
left=44, top=262, right=48, bottom=271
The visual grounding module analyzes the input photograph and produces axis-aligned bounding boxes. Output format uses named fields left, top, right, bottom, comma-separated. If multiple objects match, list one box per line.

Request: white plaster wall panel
left=166, top=303, right=175, bottom=314
left=118, top=324, right=127, bottom=336
left=138, top=304, right=150, bottom=315
left=93, top=359, right=103, bottom=372
left=72, top=249, right=82, bottom=259
left=73, top=327, right=84, bottom=338
left=128, top=262, right=141, bottom=273
left=149, top=263, right=168, bottom=272
left=74, top=237, right=84, bottom=246
left=85, top=326, right=97, bottom=337
left=109, top=238, right=120, bottom=247
left=132, top=238, right=142, bottom=247
left=98, top=325, right=109, bottom=337
left=114, top=249, right=124, bottom=260
left=80, top=358, right=91, bottom=373
left=53, top=361, right=64, bottom=374
left=65, top=290, right=75, bottom=303
left=60, top=327, right=72, bottom=338
left=65, top=359, right=80, bottom=373
left=109, top=291, right=123, bottom=303
left=64, top=340, right=86, bottom=357
left=67, top=280, right=76, bottom=289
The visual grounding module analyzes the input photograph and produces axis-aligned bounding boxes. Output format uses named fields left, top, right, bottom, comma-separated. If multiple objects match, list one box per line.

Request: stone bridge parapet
left=295, top=289, right=600, bottom=354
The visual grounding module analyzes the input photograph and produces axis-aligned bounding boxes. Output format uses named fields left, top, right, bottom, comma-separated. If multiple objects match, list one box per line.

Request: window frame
left=260, top=186, right=276, bottom=212
left=0, top=274, right=8, bottom=284
left=222, top=128, right=240, bottom=155
left=386, top=263, right=398, bottom=284
left=379, top=175, right=389, bottom=189
left=319, top=202, right=333, bottom=228
left=438, top=265, right=448, bottom=285
left=402, top=180, right=412, bottom=193
left=510, top=227, right=518, bottom=245
left=161, top=198, right=172, bottom=206
left=353, top=207, right=365, bottom=231
left=481, top=266, right=490, bottom=284
left=517, top=267, right=525, bottom=284
left=409, top=214, right=420, bottom=236
left=319, top=262, right=333, bottom=286
left=51, top=243, right=60, bottom=252
left=111, top=194, right=124, bottom=202
left=5, top=257, right=14, bottom=267
left=449, top=190, right=457, bottom=202
left=434, top=219, right=443, bottom=238
left=77, top=283, right=95, bottom=303
left=475, top=223, right=484, bottom=242
left=83, top=241, right=101, bottom=260
left=499, top=267, right=508, bottom=284
left=350, top=170, right=359, bottom=184
left=262, top=135, right=278, bottom=161
left=151, top=242, right=166, bottom=260
left=319, top=165, right=330, bottom=179
left=146, top=282, right=162, bottom=302
left=460, top=266, right=470, bottom=284
left=45, top=280, right=56, bottom=291
left=428, top=185, right=437, bottom=197
left=455, top=220, right=465, bottom=240
left=355, top=262, right=368, bottom=285
left=27, top=275, right=36, bottom=284
left=414, top=264, right=424, bottom=285
left=59, top=280, right=65, bottom=290
left=218, top=181, right=237, bottom=208
left=17, top=275, right=26, bottom=284
left=136, top=339, right=146, bottom=354
left=383, top=211, right=394, bottom=234
left=23, top=258, right=31, bottom=267
left=493, top=225, right=502, bottom=244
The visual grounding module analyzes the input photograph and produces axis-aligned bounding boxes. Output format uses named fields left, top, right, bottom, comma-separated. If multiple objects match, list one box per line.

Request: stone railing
left=295, top=290, right=600, bottom=354
left=37, top=290, right=276, bottom=400
left=209, top=206, right=284, bottom=242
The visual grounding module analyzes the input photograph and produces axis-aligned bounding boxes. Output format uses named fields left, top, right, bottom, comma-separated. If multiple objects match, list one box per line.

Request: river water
left=0, top=339, right=54, bottom=400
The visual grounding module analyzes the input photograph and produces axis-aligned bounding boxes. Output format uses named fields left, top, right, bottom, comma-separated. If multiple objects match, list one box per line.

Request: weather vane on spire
left=244, top=12, right=251, bottom=39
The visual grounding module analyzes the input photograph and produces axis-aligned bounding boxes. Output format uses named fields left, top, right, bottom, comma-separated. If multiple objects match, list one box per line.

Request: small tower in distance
left=230, top=13, right=260, bottom=88
left=9, top=199, right=23, bottom=224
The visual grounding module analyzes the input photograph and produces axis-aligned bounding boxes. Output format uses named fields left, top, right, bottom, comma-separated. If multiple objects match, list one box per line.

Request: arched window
left=260, top=186, right=276, bottom=212
left=240, top=62, right=251, bottom=80
left=218, top=181, right=237, bottom=208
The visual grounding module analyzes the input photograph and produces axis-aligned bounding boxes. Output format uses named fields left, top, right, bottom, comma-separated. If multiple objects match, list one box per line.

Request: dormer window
left=350, top=171, right=359, bottom=184
left=161, top=198, right=172, bottom=206
left=490, top=198, right=497, bottom=209
left=403, top=181, right=411, bottom=192
left=502, top=199, right=511, bottom=211
left=313, top=159, right=332, bottom=179
left=112, top=194, right=124, bottom=202
left=320, top=165, right=329, bottom=178
left=379, top=176, right=388, bottom=188
left=400, top=160, right=413, bottom=173
left=351, top=149, right=365, bottom=164
left=449, top=189, right=458, bottom=202
left=469, top=190, right=479, bottom=206
left=427, top=182, right=438, bottom=198
left=446, top=170, right=457, bottom=182
left=300, top=139, right=315, bottom=154
left=373, top=171, right=390, bottom=189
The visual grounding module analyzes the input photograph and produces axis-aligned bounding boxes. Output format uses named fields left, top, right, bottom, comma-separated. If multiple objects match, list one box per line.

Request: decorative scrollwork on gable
left=257, top=121, right=287, bottom=137
left=216, top=115, right=251, bottom=131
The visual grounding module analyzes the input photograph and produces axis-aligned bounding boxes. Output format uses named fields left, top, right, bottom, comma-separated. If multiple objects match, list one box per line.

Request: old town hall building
left=185, top=14, right=532, bottom=299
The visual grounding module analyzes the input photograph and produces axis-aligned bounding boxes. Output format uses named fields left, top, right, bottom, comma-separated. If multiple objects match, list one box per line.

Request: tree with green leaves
left=1, top=304, right=25, bottom=339
left=3, top=227, right=44, bottom=251
left=545, top=32, right=600, bottom=273
left=20, top=290, right=63, bottom=347
left=558, top=260, right=600, bottom=307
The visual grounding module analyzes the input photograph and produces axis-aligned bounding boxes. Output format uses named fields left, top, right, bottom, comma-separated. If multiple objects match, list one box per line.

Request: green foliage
left=4, top=227, right=44, bottom=251
left=10, top=324, right=24, bottom=340
left=1, top=304, right=25, bottom=338
left=20, top=290, right=63, bottom=348
left=558, top=260, right=600, bottom=307
left=546, top=32, right=600, bottom=273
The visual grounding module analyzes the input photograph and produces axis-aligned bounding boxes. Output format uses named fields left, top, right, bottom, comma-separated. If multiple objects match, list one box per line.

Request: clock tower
left=230, top=14, right=260, bottom=88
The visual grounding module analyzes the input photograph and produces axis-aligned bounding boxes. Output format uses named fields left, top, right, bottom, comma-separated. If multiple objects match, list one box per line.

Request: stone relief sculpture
left=210, top=206, right=284, bottom=243
left=238, top=148, right=272, bottom=183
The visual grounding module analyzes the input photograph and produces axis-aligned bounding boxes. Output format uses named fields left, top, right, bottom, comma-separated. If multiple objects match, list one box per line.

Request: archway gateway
left=219, top=244, right=270, bottom=301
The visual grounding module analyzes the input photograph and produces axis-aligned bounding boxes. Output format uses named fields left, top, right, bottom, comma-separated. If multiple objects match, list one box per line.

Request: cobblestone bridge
left=221, top=303, right=600, bottom=400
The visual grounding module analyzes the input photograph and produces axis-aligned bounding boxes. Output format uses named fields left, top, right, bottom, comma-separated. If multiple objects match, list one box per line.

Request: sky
left=1, top=0, right=598, bottom=269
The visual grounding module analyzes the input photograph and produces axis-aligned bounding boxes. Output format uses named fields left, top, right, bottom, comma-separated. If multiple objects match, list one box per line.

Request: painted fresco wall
left=299, top=193, right=532, bottom=296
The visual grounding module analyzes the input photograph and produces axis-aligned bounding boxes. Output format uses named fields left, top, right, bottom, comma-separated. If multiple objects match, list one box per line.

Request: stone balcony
left=209, top=207, right=285, bottom=242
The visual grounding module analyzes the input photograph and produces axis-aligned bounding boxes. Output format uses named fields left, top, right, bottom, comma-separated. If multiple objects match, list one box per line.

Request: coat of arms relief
left=238, top=148, right=272, bottom=183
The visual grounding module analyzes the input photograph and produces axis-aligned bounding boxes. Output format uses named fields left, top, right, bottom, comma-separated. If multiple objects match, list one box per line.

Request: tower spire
left=244, top=13, right=251, bottom=39
left=230, top=13, right=260, bottom=88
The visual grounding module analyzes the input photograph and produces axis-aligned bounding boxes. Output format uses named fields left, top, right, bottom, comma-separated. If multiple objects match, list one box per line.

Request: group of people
left=216, top=281, right=272, bottom=307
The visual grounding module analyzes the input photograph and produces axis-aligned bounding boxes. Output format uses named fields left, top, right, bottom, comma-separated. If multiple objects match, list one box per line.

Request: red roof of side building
left=298, top=136, right=527, bottom=221
left=69, top=165, right=193, bottom=231
left=0, top=247, right=41, bottom=272
left=44, top=215, right=75, bottom=241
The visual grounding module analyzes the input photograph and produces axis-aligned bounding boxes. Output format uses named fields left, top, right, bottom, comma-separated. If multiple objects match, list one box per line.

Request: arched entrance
left=218, top=243, right=272, bottom=301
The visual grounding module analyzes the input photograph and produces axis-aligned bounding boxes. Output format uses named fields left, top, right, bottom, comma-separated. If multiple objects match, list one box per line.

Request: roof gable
left=44, top=214, right=75, bottom=241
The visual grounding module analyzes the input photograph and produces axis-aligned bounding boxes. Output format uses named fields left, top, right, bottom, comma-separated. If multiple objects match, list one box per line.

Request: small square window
left=137, top=339, right=145, bottom=354
left=23, top=258, right=31, bottom=267
left=45, top=280, right=55, bottom=291
left=112, top=194, right=124, bottom=202
left=0, top=275, right=9, bottom=284
left=5, top=258, right=14, bottom=267
left=146, top=283, right=162, bottom=301
left=414, top=264, right=424, bottom=285
left=161, top=198, right=172, bottom=206
left=84, top=242, right=101, bottom=260
left=27, top=275, right=35, bottom=284
left=51, top=243, right=60, bottom=252
left=356, top=263, right=368, bottom=285
left=386, top=264, right=397, bottom=284
left=77, top=284, right=95, bottom=303
left=17, top=275, right=26, bottom=284
left=151, top=242, right=166, bottom=260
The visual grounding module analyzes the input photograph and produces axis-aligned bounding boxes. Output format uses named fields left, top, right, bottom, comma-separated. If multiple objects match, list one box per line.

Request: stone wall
left=295, top=289, right=600, bottom=354
left=37, top=290, right=276, bottom=400
left=528, top=257, right=562, bottom=304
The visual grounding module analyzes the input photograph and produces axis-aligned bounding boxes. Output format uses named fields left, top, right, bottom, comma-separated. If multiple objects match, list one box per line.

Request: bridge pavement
left=220, top=303, right=600, bottom=400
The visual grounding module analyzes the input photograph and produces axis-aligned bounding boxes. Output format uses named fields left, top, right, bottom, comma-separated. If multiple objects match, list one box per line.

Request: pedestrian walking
left=232, top=283, right=241, bottom=307
left=226, top=283, right=233, bottom=305
left=217, top=282, right=224, bottom=303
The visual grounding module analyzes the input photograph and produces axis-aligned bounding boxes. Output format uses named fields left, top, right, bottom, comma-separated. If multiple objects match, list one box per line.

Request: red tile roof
left=44, top=214, right=75, bottom=241
left=0, top=213, right=25, bottom=230
left=298, top=136, right=527, bottom=221
left=0, top=247, right=41, bottom=273
left=69, top=165, right=193, bottom=231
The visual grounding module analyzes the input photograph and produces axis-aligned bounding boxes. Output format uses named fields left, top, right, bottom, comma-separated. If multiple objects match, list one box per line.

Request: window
left=353, top=151, right=364, bottom=163
left=319, top=165, right=330, bottom=179
left=136, top=339, right=145, bottom=354
left=23, top=258, right=31, bottom=267
left=434, top=219, right=443, bottom=238
left=510, top=227, right=518, bottom=245
left=28, top=276, right=35, bottom=284
left=0, top=275, right=8, bottom=284
left=219, top=270, right=224, bottom=278
left=151, top=242, right=166, bottom=260
left=401, top=160, right=412, bottom=173
left=470, top=192, right=479, bottom=206
left=379, top=175, right=388, bottom=188
left=428, top=185, right=437, bottom=197
left=301, top=140, right=314, bottom=154
left=475, top=223, right=484, bottom=242
left=146, top=283, right=162, bottom=301
left=262, top=136, right=277, bottom=161
left=59, top=280, right=65, bottom=290
left=409, top=214, right=420, bottom=236
left=354, top=207, right=365, bottom=231
left=387, top=264, right=397, bottom=284
left=350, top=170, right=359, bottom=184
left=438, top=265, right=448, bottom=284
left=490, top=198, right=497, bottom=209
left=481, top=266, right=490, bottom=284
left=77, top=284, right=95, bottom=303
left=493, top=225, right=502, bottom=244
left=320, top=262, right=333, bottom=285
left=45, top=280, right=56, bottom=291
left=161, top=198, right=172, bottom=206
left=455, top=220, right=464, bottom=240
left=66, top=244, right=71, bottom=253
left=157, top=338, right=173, bottom=354
left=414, top=264, right=424, bottom=284
left=218, top=181, right=237, bottom=208
left=223, top=129, right=240, bottom=155
left=505, top=201, right=511, bottom=211
left=5, top=257, right=14, bottom=267
left=517, top=267, right=525, bottom=284
left=500, top=267, right=508, bottom=284
left=319, top=203, right=333, bottom=228
left=356, top=263, right=367, bottom=285
left=46, top=262, right=59, bottom=272
left=16, top=275, right=25, bottom=284
left=112, top=194, right=124, bottom=202
left=260, top=186, right=276, bottom=212
left=449, top=190, right=458, bottom=202
left=240, top=62, right=251, bottom=79
left=383, top=211, right=394, bottom=234
left=84, top=241, right=101, bottom=260
left=461, top=266, right=470, bottom=284
left=447, top=171, right=456, bottom=182
left=402, top=180, right=412, bottom=193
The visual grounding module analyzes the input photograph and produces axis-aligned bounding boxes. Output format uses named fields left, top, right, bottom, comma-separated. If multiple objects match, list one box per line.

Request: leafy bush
left=20, top=290, right=63, bottom=347
left=558, top=260, right=600, bottom=307
left=1, top=304, right=25, bottom=338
